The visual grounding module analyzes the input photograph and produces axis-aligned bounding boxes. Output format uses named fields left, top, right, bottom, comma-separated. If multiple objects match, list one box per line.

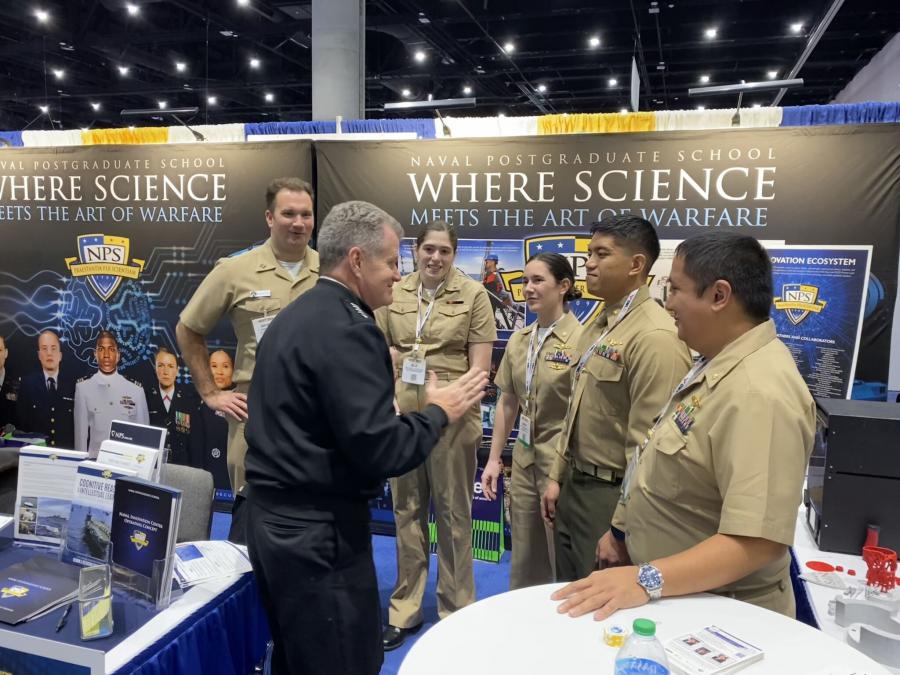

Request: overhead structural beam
left=772, top=0, right=845, bottom=106
left=313, top=0, right=365, bottom=121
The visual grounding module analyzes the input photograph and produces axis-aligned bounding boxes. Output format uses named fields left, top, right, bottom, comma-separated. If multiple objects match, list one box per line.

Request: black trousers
left=246, top=499, right=382, bottom=675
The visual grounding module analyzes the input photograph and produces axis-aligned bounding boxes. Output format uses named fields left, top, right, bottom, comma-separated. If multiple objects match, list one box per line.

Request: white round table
left=398, top=583, right=890, bottom=674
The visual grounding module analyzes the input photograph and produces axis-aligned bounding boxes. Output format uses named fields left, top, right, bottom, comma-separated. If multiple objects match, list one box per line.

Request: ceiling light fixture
left=158, top=101, right=167, bottom=110
left=237, top=0, right=250, bottom=6
left=696, top=105, right=706, bottom=110
left=176, top=62, right=187, bottom=72
left=704, top=27, right=718, bottom=39
left=125, top=3, right=139, bottom=15
left=249, top=57, right=261, bottom=69
left=90, top=102, right=101, bottom=111
left=35, top=9, right=50, bottom=23
left=207, top=96, right=217, bottom=105
left=608, top=78, right=618, bottom=87
left=52, top=68, right=64, bottom=79
left=38, top=104, right=49, bottom=114
left=699, top=74, right=710, bottom=84
left=619, top=108, right=628, bottom=114
left=767, top=70, right=778, bottom=79
left=462, top=85, right=472, bottom=95
left=117, top=65, right=129, bottom=76
left=537, top=84, right=547, bottom=93
left=401, top=88, right=411, bottom=98
left=589, top=36, right=600, bottom=48
left=414, top=50, right=426, bottom=63
left=790, top=22, right=803, bottom=34
left=503, top=42, right=515, bottom=54
left=264, top=92, right=274, bottom=102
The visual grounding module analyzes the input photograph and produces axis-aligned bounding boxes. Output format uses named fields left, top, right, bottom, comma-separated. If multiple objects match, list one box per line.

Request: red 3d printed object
left=862, top=546, right=898, bottom=593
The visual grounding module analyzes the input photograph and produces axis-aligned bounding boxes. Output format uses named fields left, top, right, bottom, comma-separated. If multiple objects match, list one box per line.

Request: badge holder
left=112, top=548, right=178, bottom=611
left=78, top=561, right=113, bottom=640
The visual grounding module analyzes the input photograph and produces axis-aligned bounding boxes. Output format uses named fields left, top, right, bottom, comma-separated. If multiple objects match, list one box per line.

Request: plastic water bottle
left=614, top=618, right=670, bottom=675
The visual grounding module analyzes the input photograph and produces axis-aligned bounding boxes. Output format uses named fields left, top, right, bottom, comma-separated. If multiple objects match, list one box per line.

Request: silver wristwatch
left=637, top=563, right=664, bottom=601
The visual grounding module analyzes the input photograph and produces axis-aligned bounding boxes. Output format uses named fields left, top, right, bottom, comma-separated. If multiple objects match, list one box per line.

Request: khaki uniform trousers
left=388, top=383, right=481, bottom=627
left=509, top=459, right=556, bottom=589
left=554, top=466, right=622, bottom=582
left=226, top=382, right=251, bottom=495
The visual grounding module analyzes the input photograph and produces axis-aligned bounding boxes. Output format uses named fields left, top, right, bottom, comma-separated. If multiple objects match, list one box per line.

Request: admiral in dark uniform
left=0, top=335, right=19, bottom=431
left=146, top=347, right=199, bottom=465
left=189, top=350, right=234, bottom=501
left=15, top=330, right=76, bottom=447
left=244, top=201, right=489, bottom=675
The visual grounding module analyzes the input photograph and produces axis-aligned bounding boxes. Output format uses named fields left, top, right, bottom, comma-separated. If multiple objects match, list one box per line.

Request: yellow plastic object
left=603, top=623, right=629, bottom=647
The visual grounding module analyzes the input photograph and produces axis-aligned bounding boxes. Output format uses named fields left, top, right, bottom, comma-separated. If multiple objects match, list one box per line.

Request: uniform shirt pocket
left=434, top=303, right=471, bottom=343
left=644, top=418, right=687, bottom=501
left=387, top=303, right=419, bottom=344
left=233, top=298, right=282, bottom=336
left=584, top=354, right=625, bottom=413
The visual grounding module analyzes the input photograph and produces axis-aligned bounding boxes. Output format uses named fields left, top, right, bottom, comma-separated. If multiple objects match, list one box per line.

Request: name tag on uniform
left=518, top=414, right=533, bottom=447
left=252, top=315, right=276, bottom=342
left=250, top=289, right=272, bottom=298
left=401, top=354, right=427, bottom=385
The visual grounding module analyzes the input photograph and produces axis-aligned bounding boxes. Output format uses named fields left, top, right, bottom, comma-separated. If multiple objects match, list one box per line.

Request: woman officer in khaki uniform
left=379, top=221, right=497, bottom=650
left=482, top=253, right=583, bottom=590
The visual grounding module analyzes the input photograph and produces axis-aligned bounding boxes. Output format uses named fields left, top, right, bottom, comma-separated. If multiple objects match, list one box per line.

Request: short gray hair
left=318, top=201, right=404, bottom=273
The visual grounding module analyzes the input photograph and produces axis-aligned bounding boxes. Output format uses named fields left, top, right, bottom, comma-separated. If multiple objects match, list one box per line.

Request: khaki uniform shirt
left=494, top=312, right=582, bottom=477
left=180, top=239, right=319, bottom=389
left=377, top=267, right=496, bottom=395
left=550, top=286, right=691, bottom=482
left=615, top=320, right=815, bottom=606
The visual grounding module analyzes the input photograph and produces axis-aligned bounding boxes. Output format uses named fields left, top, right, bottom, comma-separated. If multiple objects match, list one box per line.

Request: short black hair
left=96, top=330, right=118, bottom=348
left=589, top=215, right=660, bottom=273
left=675, top=232, right=772, bottom=322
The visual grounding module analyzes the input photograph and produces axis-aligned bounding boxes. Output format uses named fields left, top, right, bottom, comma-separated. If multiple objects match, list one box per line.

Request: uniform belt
left=570, top=457, right=622, bottom=484
left=394, top=369, right=455, bottom=382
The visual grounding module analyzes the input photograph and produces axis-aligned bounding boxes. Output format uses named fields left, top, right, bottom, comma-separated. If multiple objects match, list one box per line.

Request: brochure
left=96, top=440, right=159, bottom=481
left=14, top=446, right=88, bottom=547
left=62, top=461, right=138, bottom=566
left=665, top=625, right=764, bottom=674
left=173, top=540, right=252, bottom=587
left=0, top=556, right=80, bottom=625
left=110, top=477, right=181, bottom=584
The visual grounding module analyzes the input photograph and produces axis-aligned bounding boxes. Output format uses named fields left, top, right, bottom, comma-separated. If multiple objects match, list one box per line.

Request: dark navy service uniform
left=244, top=278, right=448, bottom=675
left=0, top=372, right=19, bottom=430
left=16, top=371, right=76, bottom=448
left=188, top=400, right=233, bottom=502
left=147, top=384, right=200, bottom=466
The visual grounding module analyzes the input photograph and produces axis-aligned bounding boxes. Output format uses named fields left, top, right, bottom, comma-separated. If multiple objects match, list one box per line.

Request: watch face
left=639, top=565, right=662, bottom=590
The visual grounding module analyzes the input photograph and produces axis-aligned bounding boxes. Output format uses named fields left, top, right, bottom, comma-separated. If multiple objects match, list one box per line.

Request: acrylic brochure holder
left=112, top=545, right=177, bottom=611
left=78, top=562, right=113, bottom=640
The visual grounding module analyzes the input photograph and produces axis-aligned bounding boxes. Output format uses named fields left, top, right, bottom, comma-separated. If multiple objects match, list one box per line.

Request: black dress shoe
left=382, top=623, right=423, bottom=651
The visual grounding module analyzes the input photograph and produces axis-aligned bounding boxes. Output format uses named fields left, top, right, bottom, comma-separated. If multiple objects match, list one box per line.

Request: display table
left=399, top=583, right=889, bottom=675
left=0, top=535, right=268, bottom=675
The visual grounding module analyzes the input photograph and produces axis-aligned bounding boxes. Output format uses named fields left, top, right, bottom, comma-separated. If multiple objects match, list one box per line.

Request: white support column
left=312, top=0, right=365, bottom=121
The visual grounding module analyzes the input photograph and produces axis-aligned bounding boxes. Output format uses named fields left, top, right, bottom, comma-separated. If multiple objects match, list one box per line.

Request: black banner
left=316, top=125, right=900, bottom=380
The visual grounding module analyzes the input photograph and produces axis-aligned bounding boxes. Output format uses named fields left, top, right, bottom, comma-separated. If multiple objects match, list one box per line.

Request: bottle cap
left=603, top=623, right=629, bottom=647
left=633, top=618, right=656, bottom=637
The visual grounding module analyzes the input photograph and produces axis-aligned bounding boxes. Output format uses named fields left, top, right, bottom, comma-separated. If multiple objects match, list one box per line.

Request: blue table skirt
left=116, top=572, right=270, bottom=675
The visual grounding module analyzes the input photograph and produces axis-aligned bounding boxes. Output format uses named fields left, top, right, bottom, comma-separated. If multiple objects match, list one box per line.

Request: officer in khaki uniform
left=552, top=232, right=815, bottom=621
left=483, top=253, right=583, bottom=589
left=177, top=178, right=318, bottom=514
left=542, top=216, right=691, bottom=582
left=378, top=222, right=496, bottom=649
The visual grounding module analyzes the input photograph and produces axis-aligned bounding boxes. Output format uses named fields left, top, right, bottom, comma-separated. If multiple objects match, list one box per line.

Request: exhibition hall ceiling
left=1, top=0, right=897, bottom=130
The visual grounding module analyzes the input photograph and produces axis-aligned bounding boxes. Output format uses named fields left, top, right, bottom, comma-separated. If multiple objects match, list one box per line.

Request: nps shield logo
left=499, top=235, right=604, bottom=325
left=130, top=530, right=149, bottom=551
left=1, top=585, right=29, bottom=599
left=774, top=283, right=827, bottom=326
left=65, top=234, right=145, bottom=302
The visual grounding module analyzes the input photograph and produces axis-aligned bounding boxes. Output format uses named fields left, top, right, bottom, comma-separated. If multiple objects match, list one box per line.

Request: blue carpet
left=209, top=511, right=512, bottom=675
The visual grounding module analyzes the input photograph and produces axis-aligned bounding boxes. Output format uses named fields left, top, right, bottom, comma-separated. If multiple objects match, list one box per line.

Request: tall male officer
left=0, top=335, right=19, bottom=430
left=177, top=177, right=318, bottom=540
left=74, top=331, right=149, bottom=457
left=553, top=232, right=815, bottom=619
left=146, top=347, right=199, bottom=465
left=244, top=201, right=489, bottom=675
left=16, top=330, right=76, bottom=447
left=541, top=215, right=691, bottom=582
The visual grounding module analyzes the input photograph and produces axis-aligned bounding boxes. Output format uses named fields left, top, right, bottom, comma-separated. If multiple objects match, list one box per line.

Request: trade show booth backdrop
left=1, top=110, right=899, bottom=547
